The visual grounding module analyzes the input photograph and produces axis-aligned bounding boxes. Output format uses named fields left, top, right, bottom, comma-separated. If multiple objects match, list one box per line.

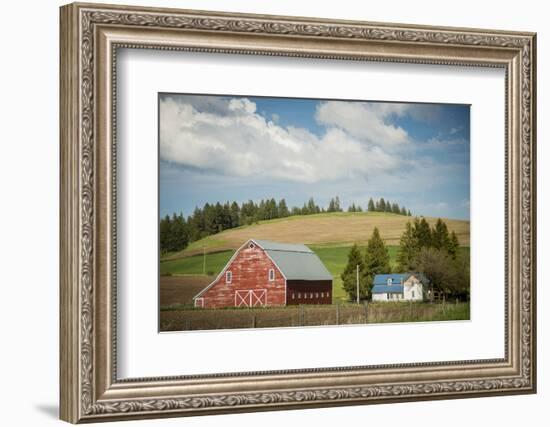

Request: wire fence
left=160, top=301, right=469, bottom=332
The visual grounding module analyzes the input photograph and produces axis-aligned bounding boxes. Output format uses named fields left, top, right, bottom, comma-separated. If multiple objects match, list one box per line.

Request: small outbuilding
left=371, top=273, right=428, bottom=302
left=193, top=239, right=333, bottom=309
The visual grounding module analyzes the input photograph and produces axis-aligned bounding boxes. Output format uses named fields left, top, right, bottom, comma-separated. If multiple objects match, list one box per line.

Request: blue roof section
left=372, top=285, right=404, bottom=294
left=373, top=273, right=430, bottom=285
left=373, top=274, right=409, bottom=285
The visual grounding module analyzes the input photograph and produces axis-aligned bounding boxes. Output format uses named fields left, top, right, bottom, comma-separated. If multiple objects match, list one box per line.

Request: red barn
left=193, top=239, right=333, bottom=308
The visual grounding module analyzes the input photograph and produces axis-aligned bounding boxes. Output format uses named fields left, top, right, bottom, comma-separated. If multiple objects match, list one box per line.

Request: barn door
left=235, top=289, right=267, bottom=307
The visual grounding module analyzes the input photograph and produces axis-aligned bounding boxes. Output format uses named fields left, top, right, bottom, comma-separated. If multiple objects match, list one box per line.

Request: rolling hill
left=163, top=212, right=470, bottom=260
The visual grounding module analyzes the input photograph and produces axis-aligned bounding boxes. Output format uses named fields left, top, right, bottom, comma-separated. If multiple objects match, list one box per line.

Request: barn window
left=249, top=242, right=255, bottom=249
left=268, top=269, right=275, bottom=281
left=315, top=292, right=319, bottom=298
left=304, top=293, right=307, bottom=299
left=225, top=271, right=232, bottom=284
left=310, top=293, right=313, bottom=298
left=298, top=293, right=301, bottom=298
left=292, top=293, right=295, bottom=299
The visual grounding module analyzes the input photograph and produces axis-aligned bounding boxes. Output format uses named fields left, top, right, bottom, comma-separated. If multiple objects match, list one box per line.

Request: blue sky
left=159, top=93, right=470, bottom=220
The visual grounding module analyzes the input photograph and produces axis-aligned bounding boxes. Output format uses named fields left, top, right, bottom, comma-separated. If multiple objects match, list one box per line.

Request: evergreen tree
left=396, top=221, right=417, bottom=272
left=385, top=200, right=393, bottom=213
left=278, top=199, right=289, bottom=218
left=431, top=218, right=450, bottom=250
left=341, top=244, right=368, bottom=301
left=167, top=213, right=188, bottom=252
left=334, top=196, right=342, bottom=212
left=327, top=198, right=336, bottom=212
left=229, top=201, right=240, bottom=228
left=188, top=206, right=204, bottom=241
left=264, top=198, right=277, bottom=219
left=448, top=231, right=460, bottom=259
left=400, top=206, right=407, bottom=216
left=379, top=198, right=386, bottom=212
left=348, top=203, right=356, bottom=212
left=159, top=214, right=171, bottom=253
left=307, top=197, right=319, bottom=215
left=413, top=217, right=432, bottom=248
left=364, top=227, right=391, bottom=298
left=407, top=209, right=412, bottom=216
left=368, top=198, right=375, bottom=212
left=392, top=202, right=400, bottom=214
left=356, top=205, right=363, bottom=212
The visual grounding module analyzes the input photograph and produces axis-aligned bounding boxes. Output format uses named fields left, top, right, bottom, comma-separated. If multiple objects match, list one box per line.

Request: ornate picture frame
left=60, top=2, right=536, bottom=423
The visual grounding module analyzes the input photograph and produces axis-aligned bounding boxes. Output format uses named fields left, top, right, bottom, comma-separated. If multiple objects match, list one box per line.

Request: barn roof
left=372, top=284, right=404, bottom=294
left=252, top=239, right=332, bottom=281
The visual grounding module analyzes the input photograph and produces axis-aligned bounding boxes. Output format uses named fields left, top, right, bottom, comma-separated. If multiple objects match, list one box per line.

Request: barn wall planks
left=198, top=244, right=286, bottom=308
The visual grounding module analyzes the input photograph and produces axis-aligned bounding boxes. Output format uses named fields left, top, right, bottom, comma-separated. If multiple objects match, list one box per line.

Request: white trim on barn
left=192, top=239, right=260, bottom=300
left=234, top=289, right=267, bottom=307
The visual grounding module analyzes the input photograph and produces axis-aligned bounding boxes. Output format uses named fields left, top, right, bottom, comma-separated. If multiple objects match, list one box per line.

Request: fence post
left=252, top=315, right=256, bottom=329
left=336, top=303, right=340, bottom=325
left=363, top=301, right=368, bottom=323
left=300, top=305, right=305, bottom=326
left=409, top=300, right=413, bottom=319
left=185, top=319, right=191, bottom=330
left=443, top=295, right=446, bottom=313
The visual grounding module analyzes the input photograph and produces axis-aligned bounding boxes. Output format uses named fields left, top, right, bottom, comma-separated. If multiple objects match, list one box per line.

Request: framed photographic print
left=59, top=2, right=537, bottom=423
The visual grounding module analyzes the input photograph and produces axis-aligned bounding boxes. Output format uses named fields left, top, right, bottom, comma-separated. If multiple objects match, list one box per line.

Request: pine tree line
left=366, top=197, right=411, bottom=216
left=395, top=217, right=468, bottom=299
left=396, top=217, right=460, bottom=272
left=160, top=196, right=337, bottom=253
left=160, top=195, right=413, bottom=254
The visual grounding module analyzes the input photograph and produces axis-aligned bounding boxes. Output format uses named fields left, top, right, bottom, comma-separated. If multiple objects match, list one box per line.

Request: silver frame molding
left=60, top=2, right=537, bottom=423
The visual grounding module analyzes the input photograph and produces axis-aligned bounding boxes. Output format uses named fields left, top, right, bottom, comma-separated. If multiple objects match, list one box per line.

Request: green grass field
left=160, top=245, right=470, bottom=303
left=160, top=250, right=234, bottom=276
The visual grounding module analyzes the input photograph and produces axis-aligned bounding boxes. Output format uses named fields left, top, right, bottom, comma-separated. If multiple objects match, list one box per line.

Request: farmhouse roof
left=252, top=239, right=333, bottom=281
left=373, top=273, right=430, bottom=286
left=372, top=284, right=404, bottom=294
left=373, top=274, right=409, bottom=285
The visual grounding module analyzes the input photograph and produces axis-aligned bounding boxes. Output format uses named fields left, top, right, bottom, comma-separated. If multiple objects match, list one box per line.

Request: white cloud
left=315, top=101, right=410, bottom=148
left=160, top=96, right=402, bottom=184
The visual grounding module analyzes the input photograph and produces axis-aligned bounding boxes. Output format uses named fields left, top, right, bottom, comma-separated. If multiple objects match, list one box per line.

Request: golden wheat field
left=171, top=212, right=469, bottom=258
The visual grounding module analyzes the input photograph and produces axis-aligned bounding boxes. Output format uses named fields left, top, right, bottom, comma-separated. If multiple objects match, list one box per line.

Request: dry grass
left=160, top=304, right=368, bottom=331
left=173, top=212, right=470, bottom=257
left=159, top=302, right=469, bottom=332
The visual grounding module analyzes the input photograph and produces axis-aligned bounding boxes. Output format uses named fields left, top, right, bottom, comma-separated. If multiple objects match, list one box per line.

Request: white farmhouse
left=371, top=274, right=428, bottom=302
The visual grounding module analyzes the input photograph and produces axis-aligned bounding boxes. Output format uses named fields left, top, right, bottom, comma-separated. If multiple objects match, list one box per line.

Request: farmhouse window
left=225, top=271, right=232, bottom=284
left=412, top=290, right=415, bottom=298
left=268, top=269, right=275, bottom=281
